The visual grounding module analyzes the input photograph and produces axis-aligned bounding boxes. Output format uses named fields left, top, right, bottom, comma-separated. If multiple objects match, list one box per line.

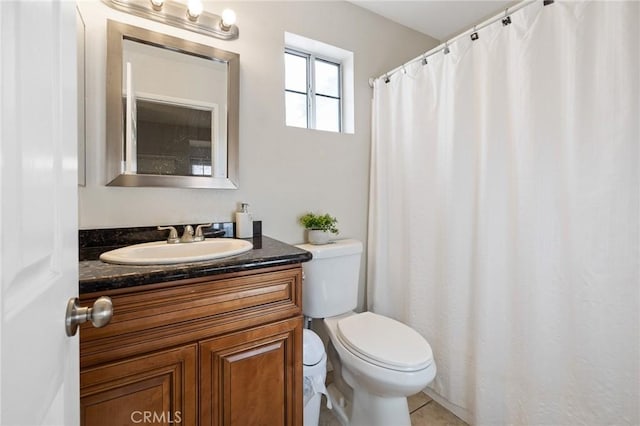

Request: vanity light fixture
left=102, top=0, right=239, bottom=41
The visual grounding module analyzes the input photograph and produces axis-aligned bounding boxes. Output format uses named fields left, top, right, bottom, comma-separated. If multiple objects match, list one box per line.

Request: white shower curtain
left=368, top=1, right=639, bottom=424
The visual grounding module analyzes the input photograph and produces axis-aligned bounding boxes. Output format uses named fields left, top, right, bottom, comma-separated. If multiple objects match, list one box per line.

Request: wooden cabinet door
left=200, top=316, right=303, bottom=426
left=80, top=345, right=197, bottom=426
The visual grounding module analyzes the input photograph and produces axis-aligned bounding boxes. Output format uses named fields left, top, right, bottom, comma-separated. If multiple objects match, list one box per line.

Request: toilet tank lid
left=295, top=239, right=363, bottom=259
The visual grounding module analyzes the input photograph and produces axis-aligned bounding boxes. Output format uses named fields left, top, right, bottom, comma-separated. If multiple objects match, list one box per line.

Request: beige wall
left=77, top=0, right=438, bottom=308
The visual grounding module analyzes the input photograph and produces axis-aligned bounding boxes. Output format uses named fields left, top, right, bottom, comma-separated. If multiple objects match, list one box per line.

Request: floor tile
left=408, top=391, right=432, bottom=413
left=410, top=401, right=467, bottom=426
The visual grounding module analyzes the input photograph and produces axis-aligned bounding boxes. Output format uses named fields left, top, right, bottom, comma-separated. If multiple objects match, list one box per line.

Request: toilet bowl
left=325, top=312, right=436, bottom=395
left=322, top=312, right=436, bottom=426
left=296, top=240, right=437, bottom=426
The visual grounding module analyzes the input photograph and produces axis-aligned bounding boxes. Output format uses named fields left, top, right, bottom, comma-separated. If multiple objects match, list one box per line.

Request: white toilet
left=296, top=239, right=436, bottom=426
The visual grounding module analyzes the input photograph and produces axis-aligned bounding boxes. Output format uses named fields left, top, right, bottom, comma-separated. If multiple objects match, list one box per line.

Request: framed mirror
left=106, top=20, right=239, bottom=188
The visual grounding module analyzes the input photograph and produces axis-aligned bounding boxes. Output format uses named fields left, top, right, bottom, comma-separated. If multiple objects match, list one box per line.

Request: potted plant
left=299, top=213, right=339, bottom=245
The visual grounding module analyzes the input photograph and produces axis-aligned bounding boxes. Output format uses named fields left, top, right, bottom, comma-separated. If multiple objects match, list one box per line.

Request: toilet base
left=351, top=389, right=410, bottom=426
left=326, top=378, right=411, bottom=426
left=326, top=383, right=349, bottom=426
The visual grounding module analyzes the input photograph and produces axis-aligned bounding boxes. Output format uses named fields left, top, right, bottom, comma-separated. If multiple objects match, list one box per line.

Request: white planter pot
left=307, top=230, right=332, bottom=245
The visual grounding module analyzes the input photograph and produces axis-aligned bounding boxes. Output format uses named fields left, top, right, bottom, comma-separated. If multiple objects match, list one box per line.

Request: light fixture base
left=102, top=0, right=239, bottom=41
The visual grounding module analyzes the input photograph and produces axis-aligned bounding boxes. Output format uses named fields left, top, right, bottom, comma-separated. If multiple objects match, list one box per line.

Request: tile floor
left=317, top=373, right=467, bottom=426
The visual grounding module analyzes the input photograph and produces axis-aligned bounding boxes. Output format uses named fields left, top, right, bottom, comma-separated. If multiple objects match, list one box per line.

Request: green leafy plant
left=299, top=213, right=339, bottom=234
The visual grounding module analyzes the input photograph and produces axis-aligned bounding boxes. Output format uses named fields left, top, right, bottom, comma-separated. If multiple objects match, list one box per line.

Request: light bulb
left=150, top=0, right=164, bottom=10
left=187, top=0, right=203, bottom=21
left=220, top=8, right=236, bottom=30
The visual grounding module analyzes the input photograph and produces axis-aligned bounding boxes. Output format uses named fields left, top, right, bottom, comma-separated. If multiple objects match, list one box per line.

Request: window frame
left=285, top=47, right=342, bottom=132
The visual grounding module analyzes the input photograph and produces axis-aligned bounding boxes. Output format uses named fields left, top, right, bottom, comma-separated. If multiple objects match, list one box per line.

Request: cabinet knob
left=65, top=296, right=113, bottom=337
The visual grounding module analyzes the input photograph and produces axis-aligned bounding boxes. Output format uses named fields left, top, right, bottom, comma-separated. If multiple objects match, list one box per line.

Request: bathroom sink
left=99, top=239, right=253, bottom=265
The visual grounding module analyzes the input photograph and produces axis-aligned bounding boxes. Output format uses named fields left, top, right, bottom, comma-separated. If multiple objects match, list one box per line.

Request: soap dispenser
left=235, top=203, right=253, bottom=238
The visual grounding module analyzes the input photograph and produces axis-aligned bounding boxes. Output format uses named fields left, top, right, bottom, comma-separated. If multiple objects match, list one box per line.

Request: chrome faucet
left=158, top=223, right=213, bottom=244
left=180, top=225, right=195, bottom=243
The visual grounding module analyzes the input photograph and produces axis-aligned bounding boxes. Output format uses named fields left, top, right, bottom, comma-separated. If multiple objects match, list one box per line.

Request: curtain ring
left=502, top=8, right=512, bottom=26
left=471, top=25, right=479, bottom=41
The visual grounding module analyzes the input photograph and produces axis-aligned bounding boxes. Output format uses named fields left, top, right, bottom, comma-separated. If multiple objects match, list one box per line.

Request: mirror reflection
left=134, top=99, right=214, bottom=176
left=106, top=21, right=239, bottom=188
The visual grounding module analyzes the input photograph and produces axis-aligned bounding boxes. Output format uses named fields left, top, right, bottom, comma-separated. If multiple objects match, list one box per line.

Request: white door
left=0, top=1, right=79, bottom=425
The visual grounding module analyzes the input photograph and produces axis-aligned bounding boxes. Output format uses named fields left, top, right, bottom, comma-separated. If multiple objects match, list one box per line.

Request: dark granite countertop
left=79, top=236, right=312, bottom=295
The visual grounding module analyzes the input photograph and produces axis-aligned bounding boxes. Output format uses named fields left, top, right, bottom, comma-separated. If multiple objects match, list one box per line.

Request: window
left=285, top=48, right=342, bottom=132
left=284, top=32, right=354, bottom=134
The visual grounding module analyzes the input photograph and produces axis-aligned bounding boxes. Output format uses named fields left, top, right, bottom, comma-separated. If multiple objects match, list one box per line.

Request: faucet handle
left=194, top=223, right=213, bottom=241
left=158, top=226, right=179, bottom=244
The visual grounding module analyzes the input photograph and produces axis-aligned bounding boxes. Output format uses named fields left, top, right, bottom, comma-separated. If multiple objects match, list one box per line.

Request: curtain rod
left=369, top=0, right=552, bottom=87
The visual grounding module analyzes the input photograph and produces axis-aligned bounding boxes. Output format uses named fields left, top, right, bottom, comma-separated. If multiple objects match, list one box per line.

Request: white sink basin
left=99, top=238, right=253, bottom=265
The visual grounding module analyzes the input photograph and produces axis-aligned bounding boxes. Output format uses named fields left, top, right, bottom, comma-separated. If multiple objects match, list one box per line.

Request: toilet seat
left=336, top=312, right=433, bottom=372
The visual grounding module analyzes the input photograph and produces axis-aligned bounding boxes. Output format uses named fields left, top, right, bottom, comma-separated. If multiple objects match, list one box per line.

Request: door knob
left=65, top=296, right=113, bottom=337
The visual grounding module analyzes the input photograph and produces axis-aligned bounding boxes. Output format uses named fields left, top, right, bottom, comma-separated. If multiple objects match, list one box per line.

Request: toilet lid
left=336, top=312, right=433, bottom=372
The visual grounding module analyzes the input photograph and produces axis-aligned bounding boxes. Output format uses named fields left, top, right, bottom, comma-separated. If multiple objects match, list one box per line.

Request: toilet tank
left=295, top=239, right=363, bottom=318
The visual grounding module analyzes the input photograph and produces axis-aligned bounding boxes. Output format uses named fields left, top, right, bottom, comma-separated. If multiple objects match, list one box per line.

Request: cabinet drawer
left=80, top=265, right=302, bottom=368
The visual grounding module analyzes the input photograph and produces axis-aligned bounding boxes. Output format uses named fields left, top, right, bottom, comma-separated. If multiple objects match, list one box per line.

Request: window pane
left=315, top=60, right=339, bottom=97
left=285, top=52, right=307, bottom=93
left=286, top=92, right=307, bottom=128
left=315, top=96, right=339, bottom=132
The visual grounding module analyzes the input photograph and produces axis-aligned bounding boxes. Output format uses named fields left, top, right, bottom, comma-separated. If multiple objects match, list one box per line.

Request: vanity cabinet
left=79, top=265, right=303, bottom=426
